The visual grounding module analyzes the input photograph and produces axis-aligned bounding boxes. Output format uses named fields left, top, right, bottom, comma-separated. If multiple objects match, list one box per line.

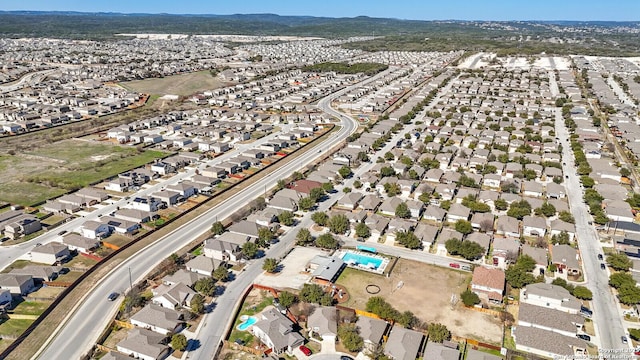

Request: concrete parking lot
left=253, top=246, right=331, bottom=290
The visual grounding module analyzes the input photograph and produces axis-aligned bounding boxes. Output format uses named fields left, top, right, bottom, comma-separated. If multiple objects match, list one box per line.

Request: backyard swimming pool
left=237, top=315, right=258, bottom=331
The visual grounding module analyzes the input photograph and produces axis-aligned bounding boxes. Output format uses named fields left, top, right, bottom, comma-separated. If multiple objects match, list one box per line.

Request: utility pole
left=128, top=266, right=133, bottom=291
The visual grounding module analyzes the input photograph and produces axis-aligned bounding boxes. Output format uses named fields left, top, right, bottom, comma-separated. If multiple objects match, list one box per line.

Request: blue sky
left=2, top=0, right=639, bottom=21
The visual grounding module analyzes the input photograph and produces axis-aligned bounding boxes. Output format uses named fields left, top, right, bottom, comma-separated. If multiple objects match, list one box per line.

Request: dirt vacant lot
left=336, top=259, right=503, bottom=344
left=0, top=139, right=166, bottom=206
left=120, top=71, right=229, bottom=96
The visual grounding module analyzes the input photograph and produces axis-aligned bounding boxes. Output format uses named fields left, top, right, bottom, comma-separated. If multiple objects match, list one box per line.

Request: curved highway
left=32, top=71, right=389, bottom=359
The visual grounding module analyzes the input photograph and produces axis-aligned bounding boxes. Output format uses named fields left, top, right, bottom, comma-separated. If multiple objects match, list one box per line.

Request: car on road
left=565, top=175, right=568, bottom=179
left=622, top=335, right=628, bottom=344
left=299, top=345, right=312, bottom=356
left=601, top=263, right=606, bottom=270
left=58, top=230, right=67, bottom=236
left=577, top=334, right=591, bottom=341
left=597, top=254, right=603, bottom=260
left=340, top=357, right=354, bottom=360
left=588, top=221, right=593, bottom=225
left=449, top=263, right=460, bottom=269
left=107, top=292, right=119, bottom=301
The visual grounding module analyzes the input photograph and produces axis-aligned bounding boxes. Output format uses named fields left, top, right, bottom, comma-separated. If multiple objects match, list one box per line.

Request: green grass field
left=0, top=139, right=167, bottom=206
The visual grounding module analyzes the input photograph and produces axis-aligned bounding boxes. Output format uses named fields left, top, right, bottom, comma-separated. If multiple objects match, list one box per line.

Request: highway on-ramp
left=33, top=71, right=391, bottom=359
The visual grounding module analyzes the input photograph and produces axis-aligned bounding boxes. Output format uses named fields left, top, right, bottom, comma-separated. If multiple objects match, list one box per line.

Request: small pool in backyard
left=237, top=315, right=258, bottom=331
left=337, top=250, right=389, bottom=274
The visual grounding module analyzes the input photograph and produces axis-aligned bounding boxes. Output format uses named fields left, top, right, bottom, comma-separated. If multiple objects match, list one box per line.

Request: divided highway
left=32, top=71, right=392, bottom=359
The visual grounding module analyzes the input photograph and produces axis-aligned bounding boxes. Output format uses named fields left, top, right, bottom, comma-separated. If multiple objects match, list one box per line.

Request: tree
left=328, top=214, right=350, bottom=234
left=572, top=286, right=593, bottom=300
left=535, top=202, right=556, bottom=217
left=618, top=285, right=640, bottom=305
left=427, top=323, right=451, bottom=343
left=396, top=231, right=421, bottom=249
left=551, top=231, right=571, bottom=245
left=501, top=181, right=520, bottom=194
left=212, top=265, right=229, bottom=282
left=299, top=283, right=326, bottom=304
left=454, top=220, right=473, bottom=235
left=258, top=227, right=274, bottom=246
left=191, top=293, right=205, bottom=314
left=608, top=253, right=632, bottom=272
left=321, top=182, right=334, bottom=193
left=278, top=291, right=297, bottom=308
left=263, top=258, right=278, bottom=273
left=384, top=182, right=400, bottom=197
left=610, top=272, right=636, bottom=289
left=355, top=222, right=371, bottom=238
left=353, top=180, right=363, bottom=189
left=507, top=200, right=532, bottom=220
left=366, top=296, right=400, bottom=321
left=278, top=211, right=295, bottom=226
left=296, top=228, right=313, bottom=245
left=210, top=221, right=225, bottom=235
left=194, top=277, right=216, bottom=296
left=338, top=166, right=352, bottom=179
left=505, top=255, right=538, bottom=288
left=461, top=289, right=481, bottom=307
left=298, top=197, right=315, bottom=211
left=242, top=241, right=259, bottom=259
left=311, top=212, right=329, bottom=226
left=309, top=187, right=325, bottom=202
left=558, top=211, right=575, bottom=224
left=338, top=324, right=364, bottom=352
left=445, top=238, right=485, bottom=260
left=171, top=334, right=188, bottom=351
left=494, top=198, right=508, bottom=211
left=316, top=233, right=339, bottom=249
left=380, top=166, right=396, bottom=177
left=384, top=151, right=395, bottom=161
left=630, top=328, right=640, bottom=342
left=277, top=179, right=286, bottom=190
left=343, top=187, right=352, bottom=193
left=620, top=167, right=631, bottom=178
left=395, top=202, right=411, bottom=219
left=397, top=310, right=419, bottom=329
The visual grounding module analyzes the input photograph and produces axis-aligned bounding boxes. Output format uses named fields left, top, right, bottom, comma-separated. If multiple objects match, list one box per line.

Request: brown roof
left=291, top=179, right=323, bottom=194
left=472, top=267, right=505, bottom=291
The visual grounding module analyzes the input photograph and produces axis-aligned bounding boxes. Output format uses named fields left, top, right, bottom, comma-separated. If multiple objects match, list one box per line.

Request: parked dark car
left=577, top=334, right=591, bottom=341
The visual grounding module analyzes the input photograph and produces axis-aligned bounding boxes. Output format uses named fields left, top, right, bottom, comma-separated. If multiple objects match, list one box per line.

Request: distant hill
left=0, top=11, right=638, bottom=56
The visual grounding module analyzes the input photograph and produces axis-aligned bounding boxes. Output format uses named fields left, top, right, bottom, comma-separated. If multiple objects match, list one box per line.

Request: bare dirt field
left=336, top=259, right=503, bottom=344
left=120, top=71, right=229, bottom=96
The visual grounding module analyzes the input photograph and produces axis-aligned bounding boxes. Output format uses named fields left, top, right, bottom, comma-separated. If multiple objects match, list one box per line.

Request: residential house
left=446, top=203, right=470, bottom=222
left=518, top=303, right=584, bottom=337
left=550, top=220, right=576, bottom=242
left=308, top=306, right=338, bottom=339
left=204, top=238, right=243, bottom=263
left=337, top=192, right=364, bottom=210
left=30, top=243, right=70, bottom=265
left=491, top=237, right=520, bottom=269
left=521, top=244, right=548, bottom=277
left=379, top=197, right=404, bottom=217
left=495, top=216, right=520, bottom=238
left=423, top=341, right=460, bottom=360
left=151, top=282, right=197, bottom=310
left=252, top=307, right=305, bottom=354
left=228, top=220, right=267, bottom=240
left=163, top=269, right=205, bottom=288
left=471, top=267, right=505, bottom=304
left=116, top=328, right=170, bottom=360
left=513, top=326, right=587, bottom=359
left=61, top=234, right=100, bottom=253
left=520, top=283, right=581, bottom=314
left=185, top=255, right=222, bottom=277
left=384, top=325, right=424, bottom=360
left=522, top=216, right=547, bottom=237
left=9, top=265, right=59, bottom=282
left=0, top=274, right=35, bottom=295
left=130, top=304, right=184, bottom=335
left=414, top=223, right=439, bottom=249
left=551, top=244, right=581, bottom=275
left=471, top=213, right=494, bottom=232
left=356, top=316, right=388, bottom=351
left=423, top=205, right=446, bottom=223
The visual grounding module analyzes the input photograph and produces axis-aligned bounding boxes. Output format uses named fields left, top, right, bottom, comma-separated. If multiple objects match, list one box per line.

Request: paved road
left=34, top=71, right=379, bottom=359
left=555, top=107, right=626, bottom=350
left=0, top=69, right=55, bottom=94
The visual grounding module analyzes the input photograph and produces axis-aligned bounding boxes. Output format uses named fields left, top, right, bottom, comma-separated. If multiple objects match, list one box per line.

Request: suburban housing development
left=0, top=9, right=638, bottom=360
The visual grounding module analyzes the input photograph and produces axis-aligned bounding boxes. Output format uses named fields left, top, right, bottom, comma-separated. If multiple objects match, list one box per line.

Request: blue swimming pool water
left=341, top=252, right=383, bottom=269
left=237, top=316, right=257, bottom=331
